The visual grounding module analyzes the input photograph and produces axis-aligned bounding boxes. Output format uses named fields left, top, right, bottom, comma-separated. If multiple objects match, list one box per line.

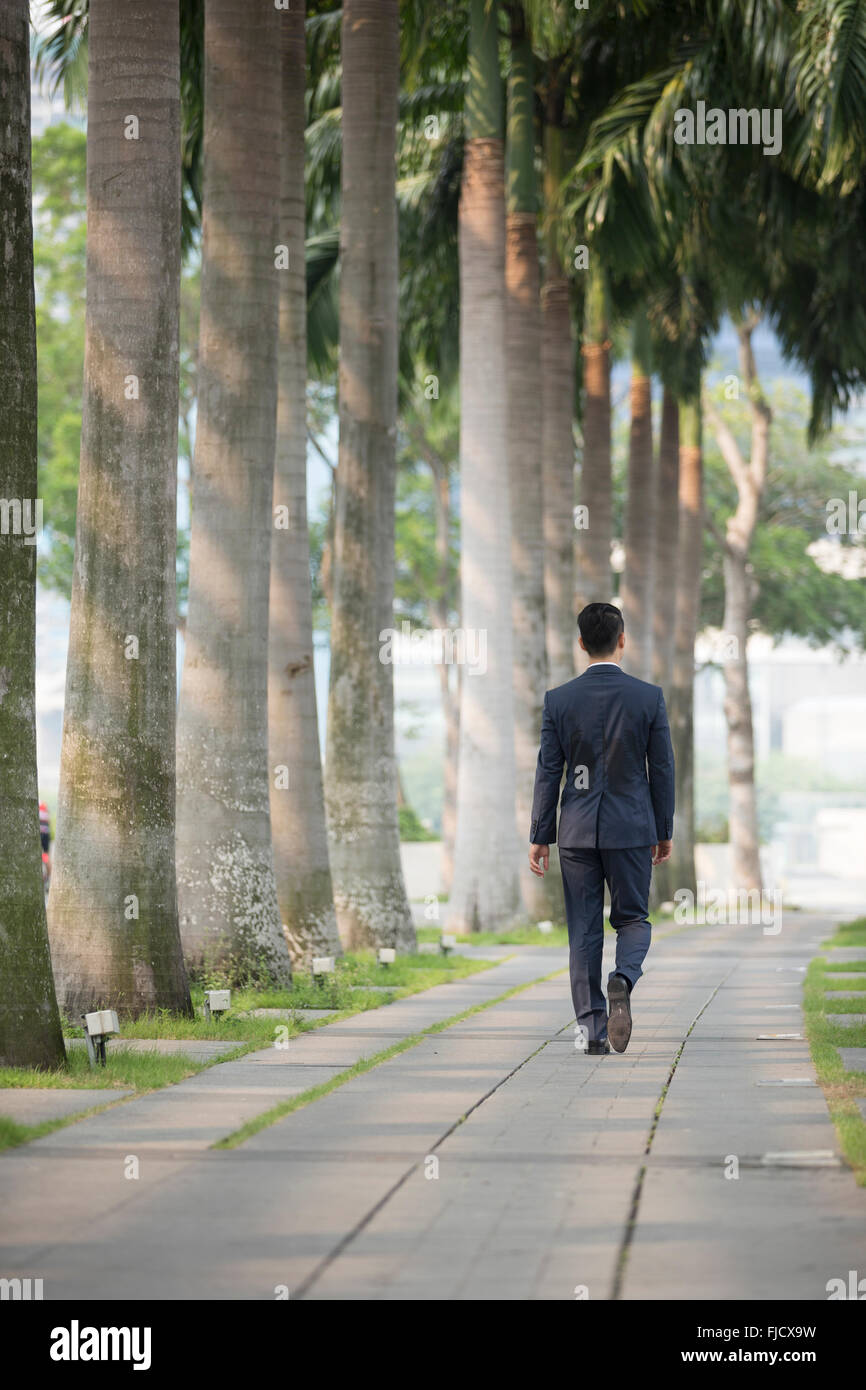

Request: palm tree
left=668, top=389, right=703, bottom=898
left=575, top=258, right=613, bottom=669
left=0, top=0, right=66, bottom=1066
left=448, top=0, right=521, bottom=933
left=505, top=7, right=560, bottom=920
left=324, top=0, right=415, bottom=951
left=48, top=0, right=191, bottom=1016
left=176, top=0, right=291, bottom=983
left=268, top=0, right=342, bottom=970
left=652, top=385, right=679, bottom=687
left=621, top=307, right=656, bottom=681
left=704, top=312, right=769, bottom=892
left=540, top=84, right=575, bottom=690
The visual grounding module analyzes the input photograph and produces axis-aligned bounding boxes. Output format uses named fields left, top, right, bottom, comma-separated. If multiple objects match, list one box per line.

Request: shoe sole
left=607, top=976, right=632, bottom=1053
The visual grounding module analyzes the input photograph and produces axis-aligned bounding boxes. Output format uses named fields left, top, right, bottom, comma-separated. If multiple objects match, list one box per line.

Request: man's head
left=577, top=602, right=625, bottom=659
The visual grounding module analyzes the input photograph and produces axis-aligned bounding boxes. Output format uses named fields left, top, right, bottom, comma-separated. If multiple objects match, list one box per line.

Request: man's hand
left=652, top=839, right=673, bottom=865
left=529, top=844, right=549, bottom=877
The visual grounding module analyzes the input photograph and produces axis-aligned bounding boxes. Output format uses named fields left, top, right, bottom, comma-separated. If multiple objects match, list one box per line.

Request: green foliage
left=32, top=124, right=86, bottom=596
left=398, top=805, right=438, bottom=841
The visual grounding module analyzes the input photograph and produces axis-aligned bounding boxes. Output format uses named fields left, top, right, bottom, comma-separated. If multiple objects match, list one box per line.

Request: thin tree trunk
left=49, top=0, right=191, bottom=1017
left=324, top=0, right=415, bottom=951
left=438, top=660, right=459, bottom=894
left=722, top=546, right=762, bottom=890
left=622, top=308, right=656, bottom=681
left=176, top=0, right=290, bottom=983
left=0, top=0, right=66, bottom=1065
left=669, top=393, right=703, bottom=899
left=707, top=316, right=769, bottom=893
left=653, top=386, right=679, bottom=688
left=268, top=0, right=342, bottom=970
left=541, top=118, right=575, bottom=689
left=576, top=259, right=612, bottom=671
left=507, top=18, right=562, bottom=921
left=650, top=385, right=680, bottom=904
left=448, top=0, right=521, bottom=932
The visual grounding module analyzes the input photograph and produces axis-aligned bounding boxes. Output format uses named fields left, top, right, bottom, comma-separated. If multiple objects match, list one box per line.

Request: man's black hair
left=577, top=602, right=624, bottom=657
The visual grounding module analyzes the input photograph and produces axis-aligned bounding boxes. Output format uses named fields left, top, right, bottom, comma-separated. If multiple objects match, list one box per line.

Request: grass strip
left=213, top=965, right=568, bottom=1150
left=803, top=917, right=866, bottom=1187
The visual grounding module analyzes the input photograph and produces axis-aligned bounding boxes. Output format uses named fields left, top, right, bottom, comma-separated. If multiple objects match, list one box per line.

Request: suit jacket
left=529, top=664, right=675, bottom=849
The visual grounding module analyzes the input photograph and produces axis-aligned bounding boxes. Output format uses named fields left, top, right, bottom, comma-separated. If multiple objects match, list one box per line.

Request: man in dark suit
left=529, top=602, right=675, bottom=1054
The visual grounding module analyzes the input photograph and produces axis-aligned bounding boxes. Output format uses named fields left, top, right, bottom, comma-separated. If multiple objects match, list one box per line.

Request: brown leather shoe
left=607, top=974, right=632, bottom=1052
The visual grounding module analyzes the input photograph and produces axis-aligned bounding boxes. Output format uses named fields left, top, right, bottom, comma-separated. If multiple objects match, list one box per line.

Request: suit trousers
left=559, top=844, right=653, bottom=1046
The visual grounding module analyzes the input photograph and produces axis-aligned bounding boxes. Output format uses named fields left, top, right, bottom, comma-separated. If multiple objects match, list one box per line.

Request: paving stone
left=825, top=1016, right=866, bottom=1028
left=837, top=1048, right=866, bottom=1073
left=0, top=1088, right=132, bottom=1125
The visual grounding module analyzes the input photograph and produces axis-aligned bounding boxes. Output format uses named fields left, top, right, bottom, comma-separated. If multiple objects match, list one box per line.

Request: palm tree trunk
left=541, top=119, right=575, bottom=689
left=506, top=18, right=560, bottom=921
left=622, top=307, right=656, bottom=681
left=324, top=0, right=415, bottom=951
left=48, top=0, right=191, bottom=1017
left=650, top=386, right=680, bottom=904
left=448, top=0, right=521, bottom=932
left=430, top=454, right=458, bottom=895
left=708, top=317, right=769, bottom=893
left=669, top=393, right=703, bottom=899
left=176, top=0, right=290, bottom=983
left=0, top=0, right=66, bottom=1065
left=722, top=545, right=762, bottom=890
left=653, top=386, right=679, bottom=687
left=575, top=259, right=612, bottom=671
left=268, top=0, right=342, bottom=970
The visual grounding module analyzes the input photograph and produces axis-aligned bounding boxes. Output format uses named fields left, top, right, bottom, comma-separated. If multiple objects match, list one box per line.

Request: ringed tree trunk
left=621, top=307, right=656, bottom=681
left=324, top=0, right=415, bottom=951
left=176, top=0, right=290, bottom=983
left=575, top=258, right=612, bottom=671
left=706, top=317, right=769, bottom=893
left=650, top=385, right=680, bottom=905
left=0, top=0, right=66, bottom=1065
left=506, top=18, right=563, bottom=921
left=653, top=386, right=680, bottom=688
left=268, top=0, right=342, bottom=969
left=428, top=442, right=458, bottom=895
left=540, top=117, right=575, bottom=689
left=49, top=0, right=191, bottom=1017
left=668, top=392, right=703, bottom=899
left=448, top=0, right=521, bottom=932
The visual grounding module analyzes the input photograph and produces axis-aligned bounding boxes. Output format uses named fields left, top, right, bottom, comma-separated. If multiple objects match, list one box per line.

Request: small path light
left=378, top=948, right=396, bottom=968
left=203, top=990, right=231, bottom=1022
left=82, top=1010, right=120, bottom=1068
left=537, top=920, right=553, bottom=935
left=312, top=956, right=336, bottom=986
left=440, top=933, right=456, bottom=956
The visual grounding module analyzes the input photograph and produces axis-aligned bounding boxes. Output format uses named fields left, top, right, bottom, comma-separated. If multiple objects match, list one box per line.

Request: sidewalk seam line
left=610, top=964, right=737, bottom=1301
left=294, top=1016, right=573, bottom=1299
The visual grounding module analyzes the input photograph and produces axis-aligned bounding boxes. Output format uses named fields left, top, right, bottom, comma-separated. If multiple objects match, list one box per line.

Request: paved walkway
left=1, top=913, right=864, bottom=1300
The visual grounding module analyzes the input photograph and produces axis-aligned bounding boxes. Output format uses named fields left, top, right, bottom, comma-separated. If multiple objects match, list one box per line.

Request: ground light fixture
left=203, top=990, right=231, bottom=1022
left=81, top=1010, right=120, bottom=1067
left=440, top=933, right=456, bottom=956
left=312, top=956, right=336, bottom=986
left=378, top=948, right=396, bottom=968
left=537, top=920, right=553, bottom=934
